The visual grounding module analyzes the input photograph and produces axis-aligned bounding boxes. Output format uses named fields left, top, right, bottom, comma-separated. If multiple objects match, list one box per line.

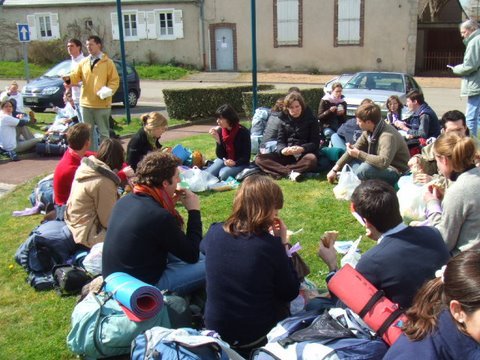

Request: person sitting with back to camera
left=206, top=104, right=251, bottom=181
left=65, top=138, right=125, bottom=248
left=318, top=82, right=347, bottom=142
left=423, top=132, right=480, bottom=255
left=327, top=103, right=410, bottom=186
left=127, top=111, right=168, bottom=172
left=53, top=123, right=94, bottom=219
left=255, top=92, right=319, bottom=182
left=315, top=179, right=449, bottom=310
left=384, top=250, right=480, bottom=359
left=102, top=151, right=205, bottom=296
left=201, top=174, right=299, bottom=356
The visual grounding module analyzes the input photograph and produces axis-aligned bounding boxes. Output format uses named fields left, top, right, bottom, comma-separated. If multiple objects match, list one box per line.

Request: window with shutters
left=274, top=0, right=302, bottom=47
left=123, top=13, right=138, bottom=38
left=111, top=11, right=146, bottom=41
left=335, top=0, right=364, bottom=46
left=145, top=9, right=183, bottom=40
left=26, top=13, right=60, bottom=40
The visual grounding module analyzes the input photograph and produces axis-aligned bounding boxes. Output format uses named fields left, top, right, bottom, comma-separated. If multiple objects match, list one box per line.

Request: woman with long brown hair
left=200, top=175, right=299, bottom=356
left=385, top=250, right=480, bottom=359
left=255, top=92, right=319, bottom=181
left=424, top=132, right=480, bottom=254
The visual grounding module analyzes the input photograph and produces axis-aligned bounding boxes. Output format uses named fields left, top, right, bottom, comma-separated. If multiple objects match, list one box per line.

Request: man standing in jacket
left=449, top=19, right=480, bottom=137
left=63, top=36, right=119, bottom=150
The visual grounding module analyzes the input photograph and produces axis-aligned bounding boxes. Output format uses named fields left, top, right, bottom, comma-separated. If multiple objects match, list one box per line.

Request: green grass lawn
left=0, top=61, right=194, bottom=80
left=0, top=133, right=375, bottom=359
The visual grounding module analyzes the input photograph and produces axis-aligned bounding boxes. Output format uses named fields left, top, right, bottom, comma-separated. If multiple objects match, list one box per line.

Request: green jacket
left=453, top=29, right=480, bottom=97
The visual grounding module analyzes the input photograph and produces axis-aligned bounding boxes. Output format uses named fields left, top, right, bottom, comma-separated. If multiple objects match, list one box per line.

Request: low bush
left=163, top=85, right=274, bottom=120
left=28, top=40, right=66, bottom=66
left=242, top=87, right=324, bottom=117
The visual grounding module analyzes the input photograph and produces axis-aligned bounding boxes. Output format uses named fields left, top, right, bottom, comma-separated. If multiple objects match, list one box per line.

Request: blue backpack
left=131, top=327, right=244, bottom=360
left=15, top=220, right=76, bottom=291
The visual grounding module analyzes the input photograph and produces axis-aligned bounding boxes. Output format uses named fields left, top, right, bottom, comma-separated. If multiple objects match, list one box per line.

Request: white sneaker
left=289, top=171, right=302, bottom=182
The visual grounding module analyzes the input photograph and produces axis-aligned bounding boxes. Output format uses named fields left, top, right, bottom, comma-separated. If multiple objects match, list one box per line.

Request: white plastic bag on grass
left=181, top=166, right=218, bottom=192
left=340, top=235, right=362, bottom=268
left=333, top=164, right=361, bottom=201
left=83, top=242, right=103, bottom=276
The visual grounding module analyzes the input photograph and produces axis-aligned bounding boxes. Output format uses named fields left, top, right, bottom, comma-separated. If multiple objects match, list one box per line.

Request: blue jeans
left=330, top=133, right=347, bottom=150
left=350, top=160, right=400, bottom=186
left=205, top=158, right=248, bottom=181
left=466, top=94, right=480, bottom=137
left=74, top=101, right=83, bottom=122
left=156, top=253, right=206, bottom=296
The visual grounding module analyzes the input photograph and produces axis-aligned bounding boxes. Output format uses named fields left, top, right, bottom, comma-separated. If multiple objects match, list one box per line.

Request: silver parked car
left=323, top=73, right=355, bottom=93
left=341, top=72, right=422, bottom=118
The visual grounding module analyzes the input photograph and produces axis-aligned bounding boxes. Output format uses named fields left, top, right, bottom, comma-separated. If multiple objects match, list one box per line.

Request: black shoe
left=236, top=166, right=262, bottom=181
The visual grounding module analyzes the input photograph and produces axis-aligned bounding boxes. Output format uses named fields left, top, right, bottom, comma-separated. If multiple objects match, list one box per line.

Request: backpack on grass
left=14, top=220, right=76, bottom=291
left=131, top=327, right=244, bottom=360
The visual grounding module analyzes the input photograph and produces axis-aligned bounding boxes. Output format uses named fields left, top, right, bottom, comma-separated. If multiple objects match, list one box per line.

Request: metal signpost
left=17, top=23, right=30, bottom=82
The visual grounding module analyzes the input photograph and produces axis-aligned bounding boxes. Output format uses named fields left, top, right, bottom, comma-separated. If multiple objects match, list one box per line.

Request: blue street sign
left=17, top=24, right=30, bottom=42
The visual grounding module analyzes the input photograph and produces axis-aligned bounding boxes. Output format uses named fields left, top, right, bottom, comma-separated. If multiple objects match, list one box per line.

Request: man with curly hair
left=102, top=151, right=205, bottom=295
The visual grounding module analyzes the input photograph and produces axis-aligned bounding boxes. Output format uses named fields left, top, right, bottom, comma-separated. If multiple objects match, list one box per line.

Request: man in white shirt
left=66, top=39, right=85, bottom=122
left=0, top=81, right=25, bottom=113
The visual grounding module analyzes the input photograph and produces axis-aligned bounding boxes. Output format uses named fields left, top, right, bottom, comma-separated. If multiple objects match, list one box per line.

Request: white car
left=340, top=72, right=422, bottom=118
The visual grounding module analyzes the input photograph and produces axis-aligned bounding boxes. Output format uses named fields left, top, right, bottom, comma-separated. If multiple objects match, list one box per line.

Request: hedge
left=242, top=87, right=324, bottom=117
left=163, top=85, right=274, bottom=120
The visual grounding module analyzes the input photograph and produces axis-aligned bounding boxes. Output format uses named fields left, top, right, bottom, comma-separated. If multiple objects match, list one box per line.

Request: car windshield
left=43, top=61, right=72, bottom=77
left=344, top=73, right=404, bottom=92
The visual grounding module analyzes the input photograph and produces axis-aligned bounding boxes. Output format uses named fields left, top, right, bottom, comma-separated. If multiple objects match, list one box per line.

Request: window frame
left=334, top=0, right=365, bottom=47
left=38, top=14, right=53, bottom=38
left=123, top=12, right=138, bottom=40
left=273, top=0, right=303, bottom=48
left=157, top=9, right=175, bottom=40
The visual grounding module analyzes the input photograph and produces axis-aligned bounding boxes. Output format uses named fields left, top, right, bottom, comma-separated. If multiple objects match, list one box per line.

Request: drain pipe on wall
left=199, top=0, right=207, bottom=70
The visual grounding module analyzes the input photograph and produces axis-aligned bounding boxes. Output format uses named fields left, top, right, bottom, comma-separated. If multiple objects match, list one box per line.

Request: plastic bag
left=397, top=175, right=426, bottom=223
left=340, top=235, right=362, bottom=268
left=82, top=242, right=103, bottom=276
left=181, top=167, right=218, bottom=192
left=333, top=164, right=361, bottom=201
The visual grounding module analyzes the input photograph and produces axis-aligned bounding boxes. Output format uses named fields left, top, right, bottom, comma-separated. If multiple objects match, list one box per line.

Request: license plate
left=24, top=97, right=39, bottom=104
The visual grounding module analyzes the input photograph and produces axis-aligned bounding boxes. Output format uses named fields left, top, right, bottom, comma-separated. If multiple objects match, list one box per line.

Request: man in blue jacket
left=394, top=90, right=440, bottom=140
left=317, top=179, right=450, bottom=309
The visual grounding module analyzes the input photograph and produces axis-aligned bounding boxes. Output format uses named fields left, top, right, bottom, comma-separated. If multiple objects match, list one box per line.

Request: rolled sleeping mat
left=328, top=264, right=407, bottom=346
left=104, top=272, right=163, bottom=322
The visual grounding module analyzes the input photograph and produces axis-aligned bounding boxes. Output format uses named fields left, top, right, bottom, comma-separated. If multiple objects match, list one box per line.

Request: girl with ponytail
left=126, top=111, right=168, bottom=171
left=424, top=132, right=480, bottom=254
left=385, top=250, right=480, bottom=359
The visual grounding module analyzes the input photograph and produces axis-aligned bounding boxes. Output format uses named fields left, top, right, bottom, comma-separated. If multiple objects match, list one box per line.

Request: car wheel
left=126, top=90, right=138, bottom=108
left=30, top=106, right=46, bottom=113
